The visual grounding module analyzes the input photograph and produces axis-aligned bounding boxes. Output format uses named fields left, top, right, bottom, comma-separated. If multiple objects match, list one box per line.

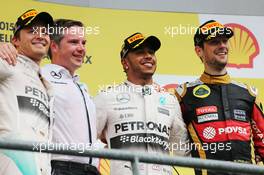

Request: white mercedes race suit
left=94, top=80, right=189, bottom=175
left=0, top=55, right=53, bottom=175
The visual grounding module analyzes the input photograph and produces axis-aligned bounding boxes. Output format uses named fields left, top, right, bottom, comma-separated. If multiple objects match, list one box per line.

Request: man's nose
left=77, top=43, right=85, bottom=51
left=143, top=51, right=152, bottom=59
left=219, top=40, right=228, bottom=47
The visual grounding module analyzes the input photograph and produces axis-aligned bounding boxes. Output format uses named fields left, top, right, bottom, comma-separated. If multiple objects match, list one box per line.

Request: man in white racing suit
left=94, top=33, right=189, bottom=175
left=0, top=9, right=54, bottom=175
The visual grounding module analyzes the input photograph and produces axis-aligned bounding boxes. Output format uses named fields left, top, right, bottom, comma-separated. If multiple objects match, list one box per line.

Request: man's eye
left=41, top=28, right=48, bottom=35
left=70, top=40, right=79, bottom=44
left=135, top=49, right=144, bottom=54
left=222, top=39, right=228, bottom=44
left=208, top=40, right=219, bottom=45
left=29, top=29, right=35, bottom=33
left=148, top=50, right=155, bottom=54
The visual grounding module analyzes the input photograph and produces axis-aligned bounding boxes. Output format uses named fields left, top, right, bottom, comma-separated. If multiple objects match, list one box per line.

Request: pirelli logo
left=200, top=21, right=224, bottom=33
left=21, top=10, right=37, bottom=20
left=127, top=33, right=144, bottom=44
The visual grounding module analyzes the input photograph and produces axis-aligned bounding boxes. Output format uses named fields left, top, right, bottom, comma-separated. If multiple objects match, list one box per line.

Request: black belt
left=51, top=160, right=100, bottom=175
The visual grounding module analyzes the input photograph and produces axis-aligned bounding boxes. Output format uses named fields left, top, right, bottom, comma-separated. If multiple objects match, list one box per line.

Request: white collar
left=124, top=80, right=161, bottom=95
left=17, top=54, right=40, bottom=73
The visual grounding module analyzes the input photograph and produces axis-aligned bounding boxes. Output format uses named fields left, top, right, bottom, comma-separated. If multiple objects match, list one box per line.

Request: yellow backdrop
left=1, top=1, right=264, bottom=175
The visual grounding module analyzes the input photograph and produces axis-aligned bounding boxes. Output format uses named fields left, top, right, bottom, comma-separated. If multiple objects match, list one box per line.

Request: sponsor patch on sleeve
left=233, top=109, right=247, bottom=122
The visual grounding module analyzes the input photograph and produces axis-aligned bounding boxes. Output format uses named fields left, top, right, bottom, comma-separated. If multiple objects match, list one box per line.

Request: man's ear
left=195, top=46, right=204, bottom=62
left=50, top=40, right=59, bottom=53
left=11, top=36, right=19, bottom=48
left=121, top=58, right=129, bottom=70
left=195, top=46, right=202, bottom=57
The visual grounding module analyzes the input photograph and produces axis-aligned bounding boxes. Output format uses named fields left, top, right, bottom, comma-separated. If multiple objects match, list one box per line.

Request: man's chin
left=215, top=63, right=227, bottom=71
left=33, top=46, right=48, bottom=52
left=74, top=63, right=82, bottom=69
left=142, top=71, right=155, bottom=78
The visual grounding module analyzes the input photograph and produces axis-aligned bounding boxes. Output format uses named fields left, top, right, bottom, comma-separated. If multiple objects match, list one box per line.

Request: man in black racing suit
left=175, top=20, right=264, bottom=175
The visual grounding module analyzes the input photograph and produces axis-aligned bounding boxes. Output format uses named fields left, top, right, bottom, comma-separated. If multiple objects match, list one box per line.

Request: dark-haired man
left=94, top=32, right=189, bottom=175
left=175, top=20, right=264, bottom=175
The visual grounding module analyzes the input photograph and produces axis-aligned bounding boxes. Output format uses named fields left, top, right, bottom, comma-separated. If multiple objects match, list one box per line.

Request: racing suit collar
left=18, top=54, right=40, bottom=73
left=43, top=64, right=80, bottom=82
left=200, top=72, right=231, bottom=84
left=124, top=80, right=161, bottom=95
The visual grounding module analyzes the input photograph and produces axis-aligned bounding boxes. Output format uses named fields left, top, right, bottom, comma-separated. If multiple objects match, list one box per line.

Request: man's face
left=123, top=45, right=157, bottom=79
left=55, top=26, right=86, bottom=74
left=198, top=37, right=229, bottom=71
left=12, top=22, right=50, bottom=64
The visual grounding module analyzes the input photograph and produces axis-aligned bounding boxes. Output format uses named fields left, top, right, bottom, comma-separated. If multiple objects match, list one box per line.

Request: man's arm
left=169, top=94, right=190, bottom=157
left=0, top=42, right=18, bottom=66
left=0, top=58, right=15, bottom=80
left=93, top=92, right=108, bottom=144
left=250, top=88, right=264, bottom=162
left=0, top=43, right=17, bottom=80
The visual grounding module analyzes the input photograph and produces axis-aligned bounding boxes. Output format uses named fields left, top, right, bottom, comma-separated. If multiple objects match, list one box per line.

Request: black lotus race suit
left=175, top=72, right=264, bottom=175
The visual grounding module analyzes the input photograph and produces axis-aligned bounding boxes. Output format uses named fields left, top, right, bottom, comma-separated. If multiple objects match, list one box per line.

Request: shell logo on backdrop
left=226, top=23, right=260, bottom=69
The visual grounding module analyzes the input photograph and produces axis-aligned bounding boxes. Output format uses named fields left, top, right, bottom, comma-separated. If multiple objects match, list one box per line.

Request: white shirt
left=41, top=64, right=97, bottom=166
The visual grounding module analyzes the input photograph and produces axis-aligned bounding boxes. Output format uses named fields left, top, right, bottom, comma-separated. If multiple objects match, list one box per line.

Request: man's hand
left=255, top=155, right=264, bottom=165
left=0, top=43, right=18, bottom=66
